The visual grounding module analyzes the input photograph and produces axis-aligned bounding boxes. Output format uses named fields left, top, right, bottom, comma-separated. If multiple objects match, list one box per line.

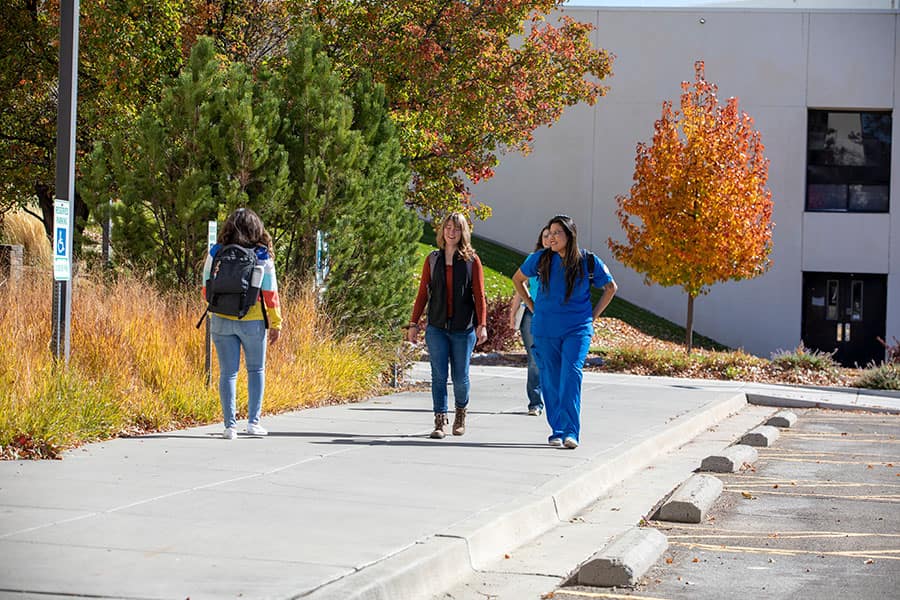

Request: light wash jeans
left=519, top=308, right=543, bottom=411
left=425, top=325, right=476, bottom=413
left=210, top=315, right=267, bottom=429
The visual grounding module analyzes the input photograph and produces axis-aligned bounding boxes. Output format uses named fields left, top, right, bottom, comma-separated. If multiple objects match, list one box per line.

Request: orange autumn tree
left=608, top=61, right=774, bottom=352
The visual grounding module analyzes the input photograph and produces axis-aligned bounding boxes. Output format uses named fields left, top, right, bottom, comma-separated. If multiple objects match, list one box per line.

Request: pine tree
left=272, top=28, right=363, bottom=274
left=326, top=72, right=420, bottom=335
left=274, top=30, right=418, bottom=335
left=85, top=38, right=288, bottom=286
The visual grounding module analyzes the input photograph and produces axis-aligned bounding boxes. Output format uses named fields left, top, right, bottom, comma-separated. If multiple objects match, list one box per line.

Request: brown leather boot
left=431, top=413, right=448, bottom=439
left=452, top=407, right=467, bottom=436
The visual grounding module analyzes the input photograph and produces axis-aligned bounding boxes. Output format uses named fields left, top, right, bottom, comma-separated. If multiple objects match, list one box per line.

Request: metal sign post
left=50, top=0, right=80, bottom=363
left=315, top=230, right=330, bottom=295
left=205, top=220, right=217, bottom=386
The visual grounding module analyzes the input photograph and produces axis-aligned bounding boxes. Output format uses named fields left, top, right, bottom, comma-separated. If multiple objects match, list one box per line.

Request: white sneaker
left=548, top=438, right=563, bottom=447
left=527, top=407, right=543, bottom=416
left=222, top=427, right=237, bottom=440
left=246, top=423, right=268, bottom=436
left=563, top=437, right=579, bottom=449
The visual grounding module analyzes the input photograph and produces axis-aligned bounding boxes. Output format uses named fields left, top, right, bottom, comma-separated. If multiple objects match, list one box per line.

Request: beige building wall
left=471, top=7, right=898, bottom=359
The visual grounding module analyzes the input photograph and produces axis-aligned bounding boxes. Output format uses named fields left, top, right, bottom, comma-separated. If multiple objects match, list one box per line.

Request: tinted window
left=806, top=110, right=891, bottom=212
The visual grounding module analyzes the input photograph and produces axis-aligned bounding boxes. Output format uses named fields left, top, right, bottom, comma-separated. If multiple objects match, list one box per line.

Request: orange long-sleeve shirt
left=410, top=254, right=487, bottom=328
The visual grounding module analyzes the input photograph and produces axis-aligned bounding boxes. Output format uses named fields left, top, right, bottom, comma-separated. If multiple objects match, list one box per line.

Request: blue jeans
left=533, top=333, right=592, bottom=443
left=210, top=315, right=268, bottom=428
left=425, top=325, right=476, bottom=413
left=519, top=309, right=543, bottom=410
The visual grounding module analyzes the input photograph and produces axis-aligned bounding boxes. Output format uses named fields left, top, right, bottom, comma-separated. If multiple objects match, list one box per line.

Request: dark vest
left=427, top=250, right=475, bottom=331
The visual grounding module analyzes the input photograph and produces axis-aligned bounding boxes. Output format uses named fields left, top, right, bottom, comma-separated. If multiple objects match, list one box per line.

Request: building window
left=806, top=110, right=891, bottom=213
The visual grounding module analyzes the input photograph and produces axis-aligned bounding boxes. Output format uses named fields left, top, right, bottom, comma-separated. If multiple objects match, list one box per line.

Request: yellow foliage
left=1, top=210, right=52, bottom=269
left=0, top=272, right=389, bottom=458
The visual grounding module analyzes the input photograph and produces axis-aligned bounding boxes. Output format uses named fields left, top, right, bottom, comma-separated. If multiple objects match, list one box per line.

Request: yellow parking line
left=780, top=433, right=899, bottom=442
left=758, top=456, right=898, bottom=466
left=763, top=449, right=895, bottom=458
left=669, top=541, right=900, bottom=561
left=666, top=531, right=900, bottom=541
left=553, top=591, right=671, bottom=600
left=726, top=481, right=900, bottom=490
left=722, top=488, right=900, bottom=502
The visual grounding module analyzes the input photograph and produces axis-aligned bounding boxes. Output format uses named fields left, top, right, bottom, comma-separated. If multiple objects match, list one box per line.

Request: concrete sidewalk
left=0, top=364, right=897, bottom=600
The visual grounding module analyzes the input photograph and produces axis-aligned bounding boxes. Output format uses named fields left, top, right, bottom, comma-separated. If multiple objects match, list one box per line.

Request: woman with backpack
left=202, top=208, right=282, bottom=440
left=512, top=215, right=617, bottom=449
left=407, top=212, right=488, bottom=439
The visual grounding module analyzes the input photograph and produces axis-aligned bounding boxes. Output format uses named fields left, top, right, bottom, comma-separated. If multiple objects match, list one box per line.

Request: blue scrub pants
left=533, top=333, right=592, bottom=443
left=519, top=309, right=543, bottom=411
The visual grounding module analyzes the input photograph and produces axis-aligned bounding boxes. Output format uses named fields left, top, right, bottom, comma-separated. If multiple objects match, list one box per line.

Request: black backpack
left=196, top=244, right=268, bottom=328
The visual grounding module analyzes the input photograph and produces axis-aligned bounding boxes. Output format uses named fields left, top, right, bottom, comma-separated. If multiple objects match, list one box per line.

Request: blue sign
left=56, top=228, right=67, bottom=257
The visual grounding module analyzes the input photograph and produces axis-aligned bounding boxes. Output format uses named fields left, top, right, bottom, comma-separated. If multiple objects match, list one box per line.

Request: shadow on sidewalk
left=308, top=438, right=554, bottom=449
left=119, top=431, right=552, bottom=450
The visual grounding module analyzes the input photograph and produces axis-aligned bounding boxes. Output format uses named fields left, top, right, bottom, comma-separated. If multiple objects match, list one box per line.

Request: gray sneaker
left=527, top=407, right=543, bottom=416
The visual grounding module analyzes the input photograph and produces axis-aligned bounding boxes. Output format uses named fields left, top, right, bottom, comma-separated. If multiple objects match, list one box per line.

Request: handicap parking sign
left=53, top=199, right=71, bottom=281
left=56, top=228, right=67, bottom=257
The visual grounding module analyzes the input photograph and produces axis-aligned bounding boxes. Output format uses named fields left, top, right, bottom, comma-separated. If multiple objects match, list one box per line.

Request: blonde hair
left=436, top=212, right=475, bottom=262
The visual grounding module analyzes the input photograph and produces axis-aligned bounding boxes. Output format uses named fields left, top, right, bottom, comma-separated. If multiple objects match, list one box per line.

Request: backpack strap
left=428, top=249, right=474, bottom=278
left=195, top=307, right=209, bottom=329
left=582, top=249, right=596, bottom=286
left=427, top=250, right=440, bottom=277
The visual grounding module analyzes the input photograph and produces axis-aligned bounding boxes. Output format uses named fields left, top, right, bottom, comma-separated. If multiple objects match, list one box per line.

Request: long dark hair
left=218, top=208, right=273, bottom=254
left=538, top=215, right=583, bottom=302
left=534, top=226, right=550, bottom=251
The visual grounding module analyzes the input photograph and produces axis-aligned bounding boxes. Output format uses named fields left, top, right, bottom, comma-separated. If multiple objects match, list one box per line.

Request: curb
left=303, top=537, right=471, bottom=600
left=747, top=392, right=900, bottom=415
left=303, top=392, right=747, bottom=599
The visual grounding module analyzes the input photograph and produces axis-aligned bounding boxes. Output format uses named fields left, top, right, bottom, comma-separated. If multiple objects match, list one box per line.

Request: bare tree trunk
left=685, top=294, right=695, bottom=353
left=36, top=183, right=54, bottom=241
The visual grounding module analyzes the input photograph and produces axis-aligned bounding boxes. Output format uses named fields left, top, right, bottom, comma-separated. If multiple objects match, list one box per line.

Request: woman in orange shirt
left=407, top=213, right=488, bottom=439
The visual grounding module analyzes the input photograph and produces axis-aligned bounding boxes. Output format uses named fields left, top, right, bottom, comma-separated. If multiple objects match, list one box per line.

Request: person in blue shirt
left=512, top=215, right=617, bottom=449
left=508, top=226, right=551, bottom=416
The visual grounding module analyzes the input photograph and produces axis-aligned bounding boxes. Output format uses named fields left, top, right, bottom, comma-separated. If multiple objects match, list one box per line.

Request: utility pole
left=50, top=0, right=80, bottom=363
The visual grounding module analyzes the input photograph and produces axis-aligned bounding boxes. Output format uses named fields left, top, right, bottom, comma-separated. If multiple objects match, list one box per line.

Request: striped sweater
left=201, top=244, right=283, bottom=330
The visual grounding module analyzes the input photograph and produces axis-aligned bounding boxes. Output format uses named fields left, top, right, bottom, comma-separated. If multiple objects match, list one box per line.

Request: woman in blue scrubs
left=512, top=215, right=617, bottom=449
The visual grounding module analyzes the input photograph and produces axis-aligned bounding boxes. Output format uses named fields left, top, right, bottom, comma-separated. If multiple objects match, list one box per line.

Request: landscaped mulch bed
left=469, top=318, right=860, bottom=388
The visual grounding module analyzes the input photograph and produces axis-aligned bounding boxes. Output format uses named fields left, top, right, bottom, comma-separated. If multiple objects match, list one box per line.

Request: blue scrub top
left=520, top=250, right=614, bottom=338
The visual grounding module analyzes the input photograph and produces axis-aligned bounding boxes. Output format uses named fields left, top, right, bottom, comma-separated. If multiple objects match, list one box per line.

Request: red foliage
left=476, top=295, right=519, bottom=353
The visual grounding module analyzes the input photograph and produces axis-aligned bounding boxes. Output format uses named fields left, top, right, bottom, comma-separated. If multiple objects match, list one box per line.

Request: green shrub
left=852, top=364, right=900, bottom=390
left=600, top=346, right=691, bottom=376
left=770, top=344, right=838, bottom=372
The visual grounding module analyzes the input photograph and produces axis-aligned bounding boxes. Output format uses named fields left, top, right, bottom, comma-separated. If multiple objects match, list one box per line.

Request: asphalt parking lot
left=556, top=408, right=900, bottom=600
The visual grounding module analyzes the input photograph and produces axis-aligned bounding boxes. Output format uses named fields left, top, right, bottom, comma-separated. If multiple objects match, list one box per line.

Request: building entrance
left=802, top=272, right=887, bottom=367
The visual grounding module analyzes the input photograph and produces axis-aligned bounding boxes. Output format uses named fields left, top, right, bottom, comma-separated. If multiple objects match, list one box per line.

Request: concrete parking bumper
left=575, top=527, right=668, bottom=587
